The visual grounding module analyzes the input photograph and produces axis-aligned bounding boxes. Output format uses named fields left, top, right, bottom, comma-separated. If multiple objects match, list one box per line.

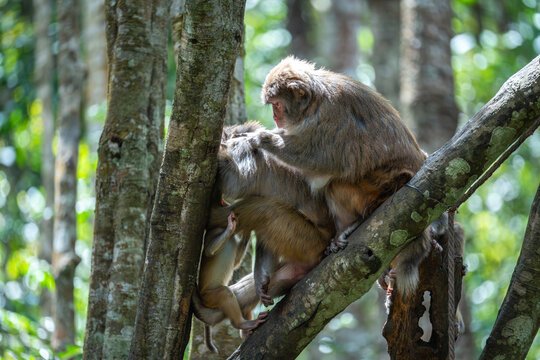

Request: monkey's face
left=268, top=98, right=286, bottom=129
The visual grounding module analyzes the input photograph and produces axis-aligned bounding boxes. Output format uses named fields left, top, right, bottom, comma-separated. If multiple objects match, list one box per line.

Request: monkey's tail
left=205, top=325, right=218, bottom=354
left=393, top=229, right=431, bottom=297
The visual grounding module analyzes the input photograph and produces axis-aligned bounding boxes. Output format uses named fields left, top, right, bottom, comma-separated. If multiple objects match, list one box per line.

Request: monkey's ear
left=287, top=81, right=307, bottom=98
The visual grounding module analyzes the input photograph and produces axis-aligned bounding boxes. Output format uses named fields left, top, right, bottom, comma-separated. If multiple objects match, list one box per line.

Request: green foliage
left=0, top=0, right=538, bottom=358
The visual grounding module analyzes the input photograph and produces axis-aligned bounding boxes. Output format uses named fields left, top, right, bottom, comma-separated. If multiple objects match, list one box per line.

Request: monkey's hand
left=247, top=311, right=269, bottom=334
left=247, top=129, right=285, bottom=149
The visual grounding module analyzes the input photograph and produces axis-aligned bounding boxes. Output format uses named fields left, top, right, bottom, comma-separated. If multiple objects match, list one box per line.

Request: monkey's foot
left=430, top=238, right=443, bottom=253
left=462, top=264, right=468, bottom=277
left=240, top=312, right=269, bottom=334
left=324, top=232, right=349, bottom=255
left=258, top=280, right=274, bottom=307
left=227, top=212, right=237, bottom=232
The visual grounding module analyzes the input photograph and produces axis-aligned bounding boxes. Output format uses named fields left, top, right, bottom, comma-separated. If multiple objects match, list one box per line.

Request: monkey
left=194, top=123, right=335, bottom=352
left=216, top=122, right=335, bottom=303
left=246, top=56, right=433, bottom=297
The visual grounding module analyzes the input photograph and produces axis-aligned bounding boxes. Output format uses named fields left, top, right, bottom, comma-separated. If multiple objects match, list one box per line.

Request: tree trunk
left=190, top=29, right=250, bottom=360
left=33, top=0, right=55, bottom=317
left=382, top=223, right=465, bottom=359
left=327, top=0, right=361, bottom=76
left=400, top=0, right=458, bottom=153
left=169, top=0, right=185, bottom=65
left=479, top=184, right=540, bottom=360
left=83, top=0, right=107, bottom=106
left=128, top=1, right=246, bottom=359
left=52, top=0, right=83, bottom=351
left=287, top=0, right=314, bottom=60
left=82, top=0, right=168, bottom=358
left=384, top=1, right=462, bottom=356
left=368, top=0, right=401, bottom=110
left=229, top=56, right=540, bottom=359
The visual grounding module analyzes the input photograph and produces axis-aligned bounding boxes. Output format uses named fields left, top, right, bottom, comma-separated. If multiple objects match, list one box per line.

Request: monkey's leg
left=254, top=244, right=281, bottom=306
left=204, top=212, right=237, bottom=257
left=200, top=286, right=263, bottom=331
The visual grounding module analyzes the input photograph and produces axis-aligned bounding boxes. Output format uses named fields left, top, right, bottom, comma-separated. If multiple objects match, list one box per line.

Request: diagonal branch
left=229, top=56, right=540, bottom=359
left=479, top=183, right=540, bottom=360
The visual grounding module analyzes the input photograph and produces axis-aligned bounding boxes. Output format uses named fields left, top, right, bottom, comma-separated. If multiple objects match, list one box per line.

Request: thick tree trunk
left=479, top=184, right=540, bottom=360
left=83, top=0, right=107, bottom=106
left=400, top=0, right=458, bottom=153
left=33, top=0, right=55, bottom=317
left=368, top=0, right=401, bottom=110
left=229, top=57, right=540, bottom=359
left=52, top=0, right=83, bottom=351
left=190, top=30, right=249, bottom=360
left=82, top=0, right=168, bottom=358
left=128, top=1, right=246, bottom=359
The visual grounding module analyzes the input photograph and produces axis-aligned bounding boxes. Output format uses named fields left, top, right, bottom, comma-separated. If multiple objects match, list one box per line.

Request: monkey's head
left=261, top=56, right=321, bottom=130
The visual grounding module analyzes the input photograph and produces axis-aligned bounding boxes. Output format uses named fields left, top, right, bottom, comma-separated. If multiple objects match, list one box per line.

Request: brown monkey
left=248, top=56, right=431, bottom=296
left=217, top=122, right=335, bottom=303
left=194, top=123, right=335, bottom=351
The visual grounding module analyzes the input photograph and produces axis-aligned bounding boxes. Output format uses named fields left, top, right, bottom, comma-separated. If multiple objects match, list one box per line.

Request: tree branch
left=229, top=56, right=540, bottom=359
left=479, top=183, right=540, bottom=360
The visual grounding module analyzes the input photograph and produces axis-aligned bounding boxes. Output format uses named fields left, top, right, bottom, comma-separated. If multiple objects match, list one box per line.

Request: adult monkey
left=248, top=56, right=432, bottom=296
left=194, top=122, right=335, bottom=351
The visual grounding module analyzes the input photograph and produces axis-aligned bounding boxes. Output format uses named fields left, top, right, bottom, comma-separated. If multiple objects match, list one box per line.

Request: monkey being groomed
left=193, top=122, right=336, bottom=352
left=246, top=56, right=436, bottom=297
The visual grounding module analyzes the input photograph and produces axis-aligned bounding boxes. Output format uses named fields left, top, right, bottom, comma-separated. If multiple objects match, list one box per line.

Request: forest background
left=0, top=0, right=539, bottom=359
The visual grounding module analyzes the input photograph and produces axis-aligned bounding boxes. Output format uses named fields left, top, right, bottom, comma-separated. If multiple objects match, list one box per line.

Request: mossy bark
left=83, top=0, right=168, bottom=359
left=190, top=30, right=249, bottom=360
left=229, top=56, right=540, bottom=360
left=128, top=1, right=246, bottom=359
left=479, top=184, right=540, bottom=360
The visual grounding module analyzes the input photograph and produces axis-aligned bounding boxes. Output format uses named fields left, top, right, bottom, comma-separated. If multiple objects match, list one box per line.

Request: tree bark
left=382, top=223, right=464, bottom=359
left=400, top=0, right=458, bottom=153
left=52, top=0, right=83, bottom=351
left=33, top=0, right=55, bottom=316
left=82, top=0, right=168, bottom=358
left=83, top=0, right=107, bottom=106
left=169, top=0, right=185, bottom=65
left=479, top=184, right=540, bottom=360
left=128, top=1, right=246, bottom=359
left=229, top=56, right=540, bottom=359
left=368, top=0, right=401, bottom=110
left=190, top=29, right=250, bottom=360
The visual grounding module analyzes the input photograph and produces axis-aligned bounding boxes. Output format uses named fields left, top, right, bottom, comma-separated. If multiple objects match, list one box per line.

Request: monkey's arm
left=233, top=233, right=251, bottom=269
left=204, top=212, right=237, bottom=257
left=248, top=130, right=344, bottom=176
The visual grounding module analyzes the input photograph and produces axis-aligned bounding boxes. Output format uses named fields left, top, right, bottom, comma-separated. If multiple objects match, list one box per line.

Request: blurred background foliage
left=0, top=0, right=539, bottom=358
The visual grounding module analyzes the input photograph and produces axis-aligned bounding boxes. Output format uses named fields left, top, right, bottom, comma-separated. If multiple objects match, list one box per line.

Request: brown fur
left=252, top=56, right=430, bottom=296
left=194, top=122, right=336, bottom=351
